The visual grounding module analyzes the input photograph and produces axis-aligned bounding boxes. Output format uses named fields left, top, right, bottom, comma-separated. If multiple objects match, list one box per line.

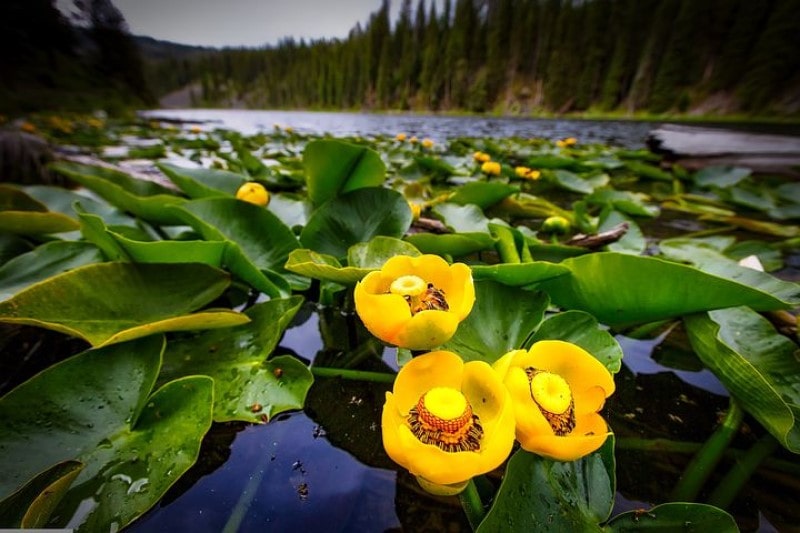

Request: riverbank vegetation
left=148, top=0, right=800, bottom=117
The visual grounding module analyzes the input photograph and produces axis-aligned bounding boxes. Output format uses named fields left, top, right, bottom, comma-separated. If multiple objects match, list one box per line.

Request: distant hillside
left=133, top=35, right=216, bottom=62
left=142, top=0, right=800, bottom=118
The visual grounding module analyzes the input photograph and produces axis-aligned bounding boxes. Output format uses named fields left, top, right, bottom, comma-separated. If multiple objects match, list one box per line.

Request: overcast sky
left=109, top=0, right=428, bottom=48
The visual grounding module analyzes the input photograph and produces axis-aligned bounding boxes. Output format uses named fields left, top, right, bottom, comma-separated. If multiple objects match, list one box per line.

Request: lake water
left=141, top=109, right=664, bottom=149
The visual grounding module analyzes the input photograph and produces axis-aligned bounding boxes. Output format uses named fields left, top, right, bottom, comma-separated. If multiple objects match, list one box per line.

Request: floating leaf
left=404, top=232, right=495, bottom=257
left=347, top=236, right=421, bottom=268
left=0, top=211, right=79, bottom=235
left=269, top=192, right=312, bottom=230
left=587, top=189, right=659, bottom=218
left=623, top=160, right=673, bottom=181
left=549, top=169, right=607, bottom=194
left=23, top=185, right=134, bottom=226
left=0, top=241, right=103, bottom=301
left=303, top=139, right=386, bottom=205
left=479, top=438, right=615, bottom=532
left=433, top=203, right=492, bottom=233
left=693, top=165, right=751, bottom=188
left=448, top=182, right=519, bottom=209
left=441, top=281, right=548, bottom=363
left=0, top=336, right=214, bottom=533
left=0, top=460, right=83, bottom=529
left=606, top=503, right=739, bottom=531
left=300, top=187, right=411, bottom=258
left=285, top=249, right=370, bottom=284
left=157, top=161, right=247, bottom=198
left=470, top=262, right=569, bottom=286
left=159, top=297, right=313, bottom=422
left=0, top=262, right=244, bottom=346
left=684, top=307, right=800, bottom=453
left=50, top=161, right=186, bottom=225
left=536, top=252, right=795, bottom=327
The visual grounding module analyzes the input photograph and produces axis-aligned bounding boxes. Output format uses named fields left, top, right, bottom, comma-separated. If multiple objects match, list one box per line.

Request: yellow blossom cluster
left=514, top=166, right=541, bottom=180
left=556, top=137, right=578, bottom=148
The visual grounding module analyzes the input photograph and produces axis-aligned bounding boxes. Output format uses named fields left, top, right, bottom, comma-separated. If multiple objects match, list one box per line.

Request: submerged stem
left=707, top=433, right=780, bottom=509
left=458, top=479, right=485, bottom=531
left=670, top=398, right=744, bottom=502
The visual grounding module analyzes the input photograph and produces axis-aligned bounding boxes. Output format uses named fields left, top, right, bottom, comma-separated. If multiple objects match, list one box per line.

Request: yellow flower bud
left=235, top=182, right=270, bottom=206
left=481, top=161, right=501, bottom=176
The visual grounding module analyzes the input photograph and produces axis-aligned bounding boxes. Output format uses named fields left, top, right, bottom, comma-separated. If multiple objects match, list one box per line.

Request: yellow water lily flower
left=408, top=201, right=422, bottom=221
left=409, top=136, right=419, bottom=144
left=396, top=132, right=407, bottom=142
left=421, top=138, right=434, bottom=149
left=556, top=137, right=578, bottom=148
left=235, top=182, right=270, bottom=206
left=382, top=350, right=516, bottom=493
left=473, top=151, right=491, bottom=163
left=493, top=340, right=615, bottom=461
left=354, top=255, right=474, bottom=350
left=481, top=161, right=501, bottom=176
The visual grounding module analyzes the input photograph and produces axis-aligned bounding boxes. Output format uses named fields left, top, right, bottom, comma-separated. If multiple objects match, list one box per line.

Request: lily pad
left=441, top=281, right=549, bottom=363
left=0, top=211, right=80, bottom=235
left=157, top=161, right=247, bottom=198
left=693, top=165, right=751, bottom=188
left=404, top=232, right=495, bottom=257
left=159, top=296, right=313, bottom=422
left=471, top=262, right=569, bottom=286
left=285, top=249, right=371, bottom=285
left=0, top=460, right=83, bottom=529
left=478, top=438, right=615, bottom=532
left=0, top=336, right=214, bottom=532
left=0, top=262, right=246, bottom=346
left=50, top=161, right=186, bottom=226
left=303, top=139, right=386, bottom=205
left=0, top=241, right=103, bottom=301
left=549, top=169, right=608, bottom=194
left=300, top=187, right=412, bottom=259
left=684, top=307, right=800, bottom=453
left=606, top=503, right=738, bottom=531
left=536, top=252, right=796, bottom=327
left=448, top=182, right=519, bottom=209
left=347, top=236, right=421, bottom=268
left=433, top=203, right=493, bottom=233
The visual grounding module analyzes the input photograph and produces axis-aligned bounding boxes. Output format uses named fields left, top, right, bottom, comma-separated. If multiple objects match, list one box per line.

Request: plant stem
left=670, top=398, right=744, bottom=502
left=707, top=433, right=780, bottom=509
left=311, top=366, right=396, bottom=383
left=491, top=225, right=522, bottom=264
left=458, top=479, right=485, bottom=531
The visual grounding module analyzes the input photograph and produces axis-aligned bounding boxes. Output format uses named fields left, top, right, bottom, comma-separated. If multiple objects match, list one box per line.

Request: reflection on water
left=141, top=108, right=661, bottom=149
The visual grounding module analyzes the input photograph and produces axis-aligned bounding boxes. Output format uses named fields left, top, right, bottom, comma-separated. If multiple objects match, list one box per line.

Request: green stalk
left=491, top=225, right=521, bottom=264
left=670, top=398, right=744, bottom=502
left=707, top=433, right=780, bottom=509
left=458, top=479, right=485, bottom=531
left=311, top=366, right=396, bottom=383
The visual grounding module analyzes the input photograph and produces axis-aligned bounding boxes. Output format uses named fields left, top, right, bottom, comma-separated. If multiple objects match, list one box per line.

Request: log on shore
left=646, top=124, right=800, bottom=176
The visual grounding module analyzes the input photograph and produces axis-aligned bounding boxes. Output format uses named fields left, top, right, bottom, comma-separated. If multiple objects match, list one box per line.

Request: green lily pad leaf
left=528, top=311, right=623, bottom=373
left=659, top=238, right=800, bottom=305
left=587, top=189, right=659, bottom=218
left=300, top=187, right=412, bottom=258
left=495, top=192, right=571, bottom=219
left=174, top=197, right=305, bottom=291
left=441, top=281, right=549, bottom=363
left=623, top=160, right=674, bottom=181
left=0, top=184, right=47, bottom=211
left=76, top=206, right=131, bottom=261
left=478, top=438, right=615, bottom=532
left=684, top=307, right=800, bottom=453
left=448, top=182, right=519, bottom=209
left=599, top=209, right=646, bottom=255
left=269, top=192, right=312, bottom=230
left=433, top=203, right=492, bottom=233
left=303, top=139, right=386, bottom=206
left=549, top=169, right=607, bottom=194
left=0, top=336, right=214, bottom=532
left=50, top=161, right=186, bottom=225
left=0, top=262, right=238, bottom=346
left=0, top=460, right=83, bottom=529
left=0, top=241, right=103, bottom=301
left=23, top=185, right=134, bottom=226
left=470, top=262, right=569, bottom=286
left=157, top=161, right=247, bottom=198
left=159, top=296, right=313, bottom=422
left=536, top=252, right=797, bottom=327
left=109, top=232, right=227, bottom=265
left=0, top=211, right=80, bottom=235
left=526, top=154, right=589, bottom=171
left=285, top=249, right=371, bottom=284
left=404, top=232, right=495, bottom=257
left=606, top=503, right=739, bottom=531
left=693, top=165, right=751, bottom=188
left=223, top=243, right=292, bottom=297
left=347, top=236, right=421, bottom=268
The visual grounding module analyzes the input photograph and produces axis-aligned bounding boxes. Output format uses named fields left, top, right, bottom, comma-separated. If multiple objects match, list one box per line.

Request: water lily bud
left=421, top=138, right=434, bottom=149
left=236, top=182, right=270, bottom=206
left=541, top=215, right=570, bottom=234
left=481, top=161, right=501, bottom=176
left=396, top=132, right=407, bottom=142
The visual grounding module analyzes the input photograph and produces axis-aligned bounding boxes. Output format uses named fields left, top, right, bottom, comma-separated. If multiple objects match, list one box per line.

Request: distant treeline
left=0, top=0, right=153, bottom=115
left=147, top=0, right=800, bottom=116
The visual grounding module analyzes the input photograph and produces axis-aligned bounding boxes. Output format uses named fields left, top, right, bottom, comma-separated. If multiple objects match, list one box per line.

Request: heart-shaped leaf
left=0, top=336, right=214, bottom=533
left=159, top=296, right=313, bottom=422
left=404, top=232, right=495, bottom=257
left=441, top=281, right=549, bottom=363
left=50, top=162, right=186, bottom=225
left=471, top=262, right=569, bottom=286
left=448, top=182, right=519, bottom=209
left=303, top=139, right=386, bottom=205
left=478, top=438, right=615, bottom=531
left=347, top=236, right=421, bottom=268
left=606, top=503, right=738, bottom=531
left=536, top=252, right=796, bottom=327
left=684, top=307, right=800, bottom=453
left=285, top=249, right=371, bottom=285
left=300, top=187, right=412, bottom=258
left=433, top=203, right=492, bottom=233
left=693, top=166, right=751, bottom=188
left=0, top=241, right=103, bottom=301
left=157, top=161, right=247, bottom=198
left=0, top=262, right=244, bottom=346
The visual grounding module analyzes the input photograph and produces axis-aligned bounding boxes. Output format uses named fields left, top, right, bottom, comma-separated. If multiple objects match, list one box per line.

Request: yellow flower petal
left=527, top=341, right=616, bottom=399
left=517, top=413, right=611, bottom=461
left=392, top=350, right=464, bottom=413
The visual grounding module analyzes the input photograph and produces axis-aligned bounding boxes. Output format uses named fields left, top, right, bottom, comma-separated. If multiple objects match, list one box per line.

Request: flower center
left=408, top=387, right=483, bottom=453
left=525, top=368, right=576, bottom=436
left=390, top=276, right=449, bottom=315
